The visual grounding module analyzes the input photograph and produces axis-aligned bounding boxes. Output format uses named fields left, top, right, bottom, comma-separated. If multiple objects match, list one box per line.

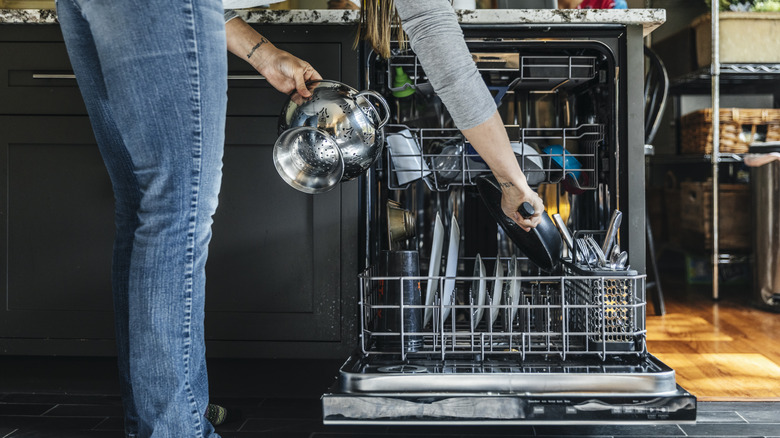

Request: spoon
left=609, top=244, right=621, bottom=270
left=616, top=251, right=628, bottom=270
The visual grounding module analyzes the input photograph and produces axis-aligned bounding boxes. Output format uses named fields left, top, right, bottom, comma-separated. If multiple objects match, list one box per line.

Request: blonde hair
left=356, top=0, right=407, bottom=59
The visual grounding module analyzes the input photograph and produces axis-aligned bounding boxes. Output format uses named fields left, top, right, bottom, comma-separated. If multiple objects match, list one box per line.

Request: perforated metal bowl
left=273, top=126, right=344, bottom=194
left=278, top=80, right=390, bottom=182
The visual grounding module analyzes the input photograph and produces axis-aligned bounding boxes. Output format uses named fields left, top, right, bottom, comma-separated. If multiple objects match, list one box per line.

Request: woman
left=56, top=0, right=319, bottom=437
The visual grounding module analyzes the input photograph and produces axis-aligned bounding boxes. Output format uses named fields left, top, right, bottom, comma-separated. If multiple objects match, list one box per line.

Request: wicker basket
left=681, top=108, right=780, bottom=155
left=679, top=180, right=751, bottom=252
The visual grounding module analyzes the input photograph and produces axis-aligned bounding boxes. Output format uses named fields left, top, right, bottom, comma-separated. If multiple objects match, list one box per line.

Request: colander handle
left=356, top=90, right=391, bottom=129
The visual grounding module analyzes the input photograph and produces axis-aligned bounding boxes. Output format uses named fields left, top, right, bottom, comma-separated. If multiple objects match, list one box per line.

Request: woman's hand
left=226, top=16, right=322, bottom=98
left=496, top=176, right=544, bottom=232
left=256, top=47, right=322, bottom=98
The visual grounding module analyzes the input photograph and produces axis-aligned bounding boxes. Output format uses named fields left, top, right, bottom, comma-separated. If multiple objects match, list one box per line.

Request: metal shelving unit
left=650, top=153, right=744, bottom=164
left=671, top=63, right=780, bottom=89
left=710, top=0, right=722, bottom=300
left=660, top=5, right=780, bottom=300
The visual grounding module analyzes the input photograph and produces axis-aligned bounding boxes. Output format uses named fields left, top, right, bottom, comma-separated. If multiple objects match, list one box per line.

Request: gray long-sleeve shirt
left=394, top=0, right=496, bottom=130
left=225, top=0, right=496, bottom=130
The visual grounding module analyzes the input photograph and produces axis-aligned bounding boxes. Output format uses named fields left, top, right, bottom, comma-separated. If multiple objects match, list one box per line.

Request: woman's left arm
left=225, top=17, right=322, bottom=97
left=394, top=0, right=543, bottom=229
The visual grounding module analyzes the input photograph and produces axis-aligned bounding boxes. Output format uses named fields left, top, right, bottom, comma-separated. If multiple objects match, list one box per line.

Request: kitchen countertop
left=0, top=8, right=665, bottom=35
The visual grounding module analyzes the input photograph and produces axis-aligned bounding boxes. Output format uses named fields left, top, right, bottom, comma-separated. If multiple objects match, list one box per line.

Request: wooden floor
left=646, top=275, right=780, bottom=401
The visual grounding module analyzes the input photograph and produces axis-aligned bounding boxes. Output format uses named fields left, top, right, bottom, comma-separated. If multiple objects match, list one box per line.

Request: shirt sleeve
left=394, top=0, right=496, bottom=130
left=224, top=9, right=239, bottom=23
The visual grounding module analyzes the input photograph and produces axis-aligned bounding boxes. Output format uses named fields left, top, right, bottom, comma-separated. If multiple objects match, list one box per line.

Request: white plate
left=489, top=255, right=503, bottom=327
left=503, top=255, right=520, bottom=331
left=470, top=254, right=487, bottom=328
left=509, top=255, right=521, bottom=325
left=441, top=214, right=460, bottom=323
left=423, top=213, right=445, bottom=327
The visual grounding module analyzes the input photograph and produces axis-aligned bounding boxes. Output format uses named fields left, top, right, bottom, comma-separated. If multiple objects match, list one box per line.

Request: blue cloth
left=56, top=0, right=226, bottom=436
left=614, top=0, right=628, bottom=8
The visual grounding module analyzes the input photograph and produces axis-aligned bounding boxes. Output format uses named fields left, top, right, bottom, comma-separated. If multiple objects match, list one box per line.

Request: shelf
left=650, top=153, right=744, bottom=164
left=671, top=63, right=780, bottom=90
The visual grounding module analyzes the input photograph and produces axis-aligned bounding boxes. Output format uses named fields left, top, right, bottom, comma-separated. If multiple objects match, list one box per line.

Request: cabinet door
left=204, top=117, right=358, bottom=357
left=208, top=25, right=360, bottom=358
left=0, top=116, right=116, bottom=354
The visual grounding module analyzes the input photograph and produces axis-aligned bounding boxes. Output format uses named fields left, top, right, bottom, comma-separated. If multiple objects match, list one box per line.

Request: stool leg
left=646, top=214, right=666, bottom=316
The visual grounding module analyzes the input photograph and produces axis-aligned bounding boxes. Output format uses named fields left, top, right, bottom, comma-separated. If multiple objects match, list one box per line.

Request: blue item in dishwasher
left=543, top=144, right=582, bottom=180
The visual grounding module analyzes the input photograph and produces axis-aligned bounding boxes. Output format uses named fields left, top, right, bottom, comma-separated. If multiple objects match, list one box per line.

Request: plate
left=502, top=255, right=521, bottom=331
left=470, top=254, right=487, bottom=328
left=423, top=213, right=445, bottom=327
left=489, top=255, right=503, bottom=327
left=441, top=214, right=460, bottom=323
left=509, top=256, right=521, bottom=325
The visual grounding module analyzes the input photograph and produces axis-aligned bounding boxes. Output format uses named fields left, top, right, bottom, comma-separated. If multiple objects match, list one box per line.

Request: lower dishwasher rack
left=360, top=259, right=647, bottom=361
left=321, top=260, right=696, bottom=425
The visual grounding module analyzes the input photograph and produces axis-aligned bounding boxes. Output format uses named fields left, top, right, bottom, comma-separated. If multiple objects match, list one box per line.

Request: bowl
left=277, top=80, right=390, bottom=182
left=543, top=144, right=582, bottom=180
left=465, top=142, right=547, bottom=187
left=511, top=142, right=546, bottom=186
left=273, top=126, right=344, bottom=194
left=429, top=137, right=465, bottom=185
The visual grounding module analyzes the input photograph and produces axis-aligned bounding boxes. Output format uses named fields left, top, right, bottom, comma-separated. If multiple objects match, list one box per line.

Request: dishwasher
left=321, top=24, right=696, bottom=425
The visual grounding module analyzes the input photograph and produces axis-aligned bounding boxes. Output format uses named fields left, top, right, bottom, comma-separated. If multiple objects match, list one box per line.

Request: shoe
left=205, top=403, right=227, bottom=426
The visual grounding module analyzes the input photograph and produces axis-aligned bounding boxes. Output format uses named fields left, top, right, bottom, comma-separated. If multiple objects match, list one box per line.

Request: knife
left=601, top=210, right=622, bottom=257
left=551, top=213, right=574, bottom=254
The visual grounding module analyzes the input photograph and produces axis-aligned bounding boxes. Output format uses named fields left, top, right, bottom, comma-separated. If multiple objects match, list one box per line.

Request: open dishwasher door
left=323, top=26, right=696, bottom=425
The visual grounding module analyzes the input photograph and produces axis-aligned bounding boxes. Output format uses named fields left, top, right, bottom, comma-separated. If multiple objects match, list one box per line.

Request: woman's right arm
left=225, top=15, right=322, bottom=97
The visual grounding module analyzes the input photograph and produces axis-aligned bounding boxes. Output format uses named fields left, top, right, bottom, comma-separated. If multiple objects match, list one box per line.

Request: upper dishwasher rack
left=379, top=45, right=606, bottom=192
left=386, top=51, right=600, bottom=95
left=384, top=124, right=603, bottom=192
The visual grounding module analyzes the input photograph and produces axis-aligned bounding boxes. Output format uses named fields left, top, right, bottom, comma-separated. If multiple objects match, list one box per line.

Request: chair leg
left=646, top=213, right=666, bottom=316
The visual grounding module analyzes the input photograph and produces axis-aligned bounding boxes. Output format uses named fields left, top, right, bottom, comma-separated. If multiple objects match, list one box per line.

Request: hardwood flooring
left=646, top=277, right=780, bottom=401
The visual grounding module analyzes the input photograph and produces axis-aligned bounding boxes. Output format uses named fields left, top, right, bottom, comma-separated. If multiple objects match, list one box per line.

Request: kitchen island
left=0, top=9, right=664, bottom=358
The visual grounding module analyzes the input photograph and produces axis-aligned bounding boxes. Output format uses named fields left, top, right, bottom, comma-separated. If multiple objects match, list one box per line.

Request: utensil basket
left=359, top=257, right=646, bottom=361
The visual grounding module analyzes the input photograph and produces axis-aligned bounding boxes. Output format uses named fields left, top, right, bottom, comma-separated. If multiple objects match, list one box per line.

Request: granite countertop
left=1, top=8, right=665, bottom=36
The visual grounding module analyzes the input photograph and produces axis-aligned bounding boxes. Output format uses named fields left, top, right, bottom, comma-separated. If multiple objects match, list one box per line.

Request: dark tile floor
left=1, top=356, right=779, bottom=437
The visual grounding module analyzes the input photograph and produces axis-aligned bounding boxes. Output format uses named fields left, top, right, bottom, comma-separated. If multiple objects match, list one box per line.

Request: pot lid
left=476, top=175, right=562, bottom=272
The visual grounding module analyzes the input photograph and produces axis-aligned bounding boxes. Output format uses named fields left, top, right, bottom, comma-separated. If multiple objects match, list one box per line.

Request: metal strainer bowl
left=273, top=126, right=345, bottom=194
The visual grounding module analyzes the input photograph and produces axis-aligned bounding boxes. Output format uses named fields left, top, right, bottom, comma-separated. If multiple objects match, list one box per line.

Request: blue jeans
left=56, top=0, right=227, bottom=436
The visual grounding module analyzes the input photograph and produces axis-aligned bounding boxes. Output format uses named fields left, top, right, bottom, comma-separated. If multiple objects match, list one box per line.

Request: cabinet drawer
left=0, top=41, right=86, bottom=115
left=0, top=24, right=354, bottom=116
left=0, top=39, right=345, bottom=116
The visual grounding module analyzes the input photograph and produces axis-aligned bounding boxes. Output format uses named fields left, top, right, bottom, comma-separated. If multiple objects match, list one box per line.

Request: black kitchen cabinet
left=0, top=24, right=359, bottom=358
